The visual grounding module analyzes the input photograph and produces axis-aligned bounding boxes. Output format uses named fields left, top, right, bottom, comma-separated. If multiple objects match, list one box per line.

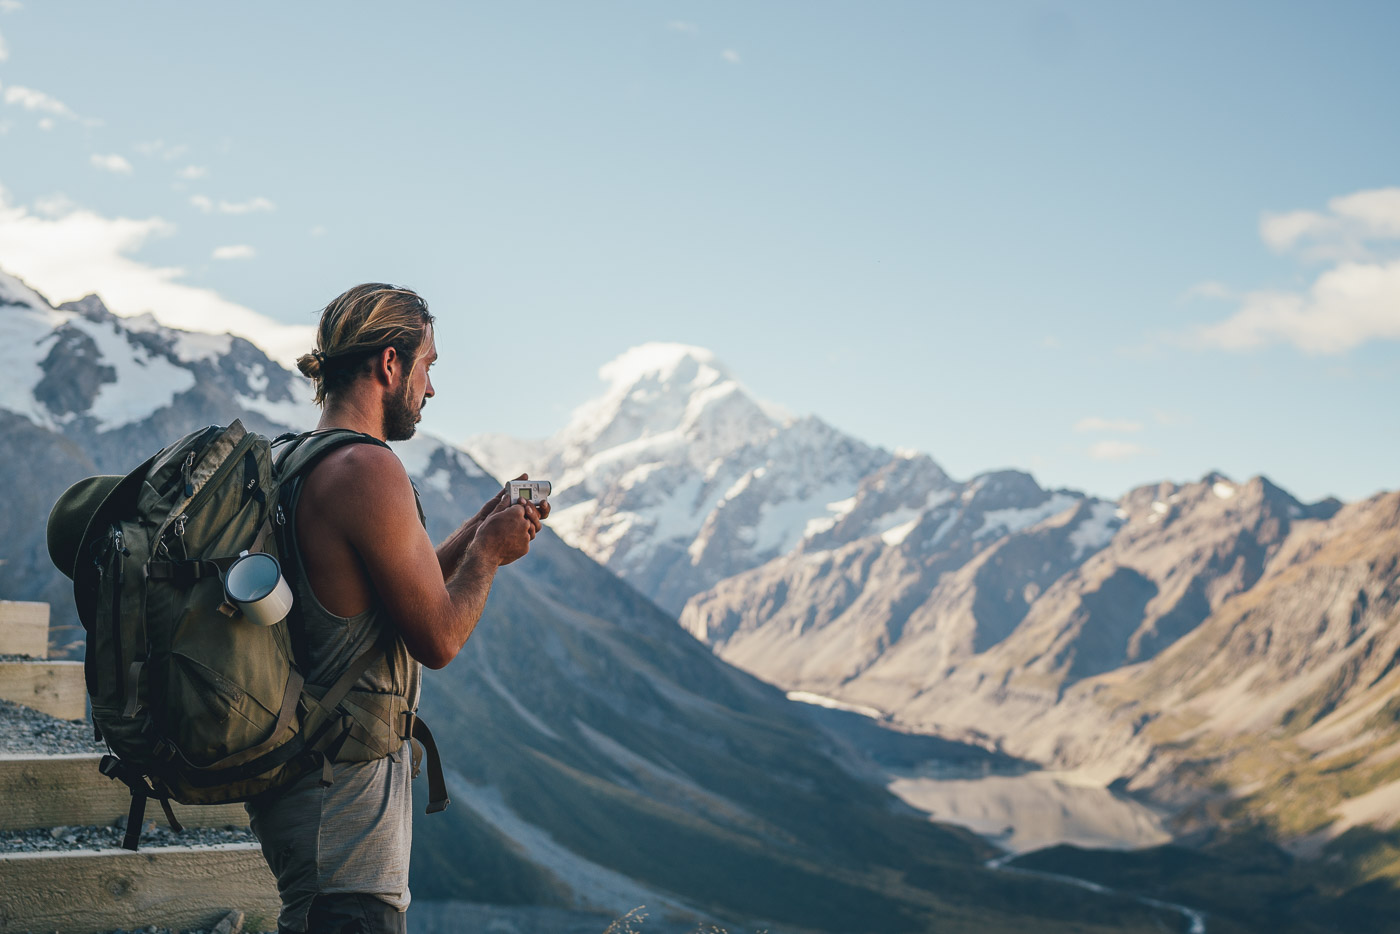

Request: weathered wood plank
left=0, top=660, right=85, bottom=720
left=0, top=754, right=250, bottom=831
left=0, top=844, right=279, bottom=934
left=0, top=601, right=49, bottom=658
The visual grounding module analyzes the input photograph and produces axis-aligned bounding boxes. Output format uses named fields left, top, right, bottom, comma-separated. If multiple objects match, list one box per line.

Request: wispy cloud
left=0, top=186, right=311, bottom=364
left=134, top=139, right=189, bottom=161
left=667, top=20, right=699, bottom=34
left=1183, top=281, right=1232, bottom=301
left=190, top=194, right=275, bottom=215
left=33, top=194, right=77, bottom=217
left=1074, top=416, right=1143, bottom=433
left=0, top=2, right=24, bottom=13
left=1260, top=188, right=1400, bottom=262
left=212, top=244, right=255, bottom=260
left=4, top=84, right=73, bottom=117
left=1152, top=410, right=1192, bottom=428
left=0, top=81, right=99, bottom=126
left=309, top=225, right=326, bottom=237
left=176, top=165, right=208, bottom=180
left=1190, top=187, right=1400, bottom=355
left=721, top=49, right=741, bottom=64
left=1088, top=440, right=1146, bottom=461
left=0, top=29, right=8, bottom=63
left=90, top=153, right=133, bottom=175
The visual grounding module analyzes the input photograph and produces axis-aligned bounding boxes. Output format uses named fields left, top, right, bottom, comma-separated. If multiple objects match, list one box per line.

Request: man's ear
left=375, top=345, right=399, bottom=385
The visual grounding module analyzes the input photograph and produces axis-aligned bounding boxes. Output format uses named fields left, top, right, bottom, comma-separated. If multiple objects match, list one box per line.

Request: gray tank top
left=281, top=460, right=422, bottom=707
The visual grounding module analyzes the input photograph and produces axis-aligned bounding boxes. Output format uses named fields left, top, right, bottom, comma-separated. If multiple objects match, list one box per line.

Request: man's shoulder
left=302, top=437, right=409, bottom=494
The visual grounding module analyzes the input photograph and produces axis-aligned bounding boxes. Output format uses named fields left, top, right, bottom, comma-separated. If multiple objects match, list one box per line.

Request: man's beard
left=383, top=380, right=424, bottom=442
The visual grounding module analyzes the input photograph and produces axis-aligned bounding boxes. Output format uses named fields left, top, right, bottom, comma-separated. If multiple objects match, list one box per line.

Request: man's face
left=383, top=326, right=437, bottom=442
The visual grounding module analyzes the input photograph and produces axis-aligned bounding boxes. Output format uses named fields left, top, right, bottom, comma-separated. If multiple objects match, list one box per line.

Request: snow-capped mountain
left=1, top=270, right=314, bottom=441
left=467, top=341, right=1131, bottom=683
left=469, top=343, right=963, bottom=612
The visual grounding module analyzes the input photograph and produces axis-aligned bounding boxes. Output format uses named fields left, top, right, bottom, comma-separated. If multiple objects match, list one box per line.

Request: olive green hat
left=47, top=475, right=125, bottom=581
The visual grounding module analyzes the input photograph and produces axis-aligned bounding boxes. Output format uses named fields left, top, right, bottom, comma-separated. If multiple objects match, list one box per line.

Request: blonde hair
left=297, top=283, right=435, bottom=406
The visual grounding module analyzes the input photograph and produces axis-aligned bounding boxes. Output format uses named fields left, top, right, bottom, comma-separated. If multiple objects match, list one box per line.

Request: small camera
left=509, top=480, right=552, bottom=506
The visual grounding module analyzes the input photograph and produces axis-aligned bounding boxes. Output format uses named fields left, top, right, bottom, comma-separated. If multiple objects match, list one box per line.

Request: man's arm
left=317, top=445, right=541, bottom=669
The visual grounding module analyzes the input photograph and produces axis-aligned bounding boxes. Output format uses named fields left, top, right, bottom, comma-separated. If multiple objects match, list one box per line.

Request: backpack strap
left=274, top=429, right=391, bottom=669
left=99, top=755, right=185, bottom=851
left=404, top=711, right=450, bottom=813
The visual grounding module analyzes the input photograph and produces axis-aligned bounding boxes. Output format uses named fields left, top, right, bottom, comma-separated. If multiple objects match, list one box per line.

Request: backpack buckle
left=99, top=755, right=123, bottom=779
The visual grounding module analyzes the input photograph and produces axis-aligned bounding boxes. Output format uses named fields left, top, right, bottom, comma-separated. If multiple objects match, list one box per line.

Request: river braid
left=296, top=283, right=435, bottom=406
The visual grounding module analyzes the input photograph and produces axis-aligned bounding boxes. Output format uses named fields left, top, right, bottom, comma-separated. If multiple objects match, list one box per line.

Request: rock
left=211, top=909, right=245, bottom=934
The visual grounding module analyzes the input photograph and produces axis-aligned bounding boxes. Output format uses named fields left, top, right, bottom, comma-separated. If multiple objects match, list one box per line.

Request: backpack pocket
left=168, top=652, right=278, bottom=766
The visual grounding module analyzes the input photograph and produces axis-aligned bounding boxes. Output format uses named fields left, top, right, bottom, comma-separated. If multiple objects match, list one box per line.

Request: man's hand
left=459, top=474, right=551, bottom=547
left=474, top=494, right=543, bottom=566
left=436, top=473, right=550, bottom=580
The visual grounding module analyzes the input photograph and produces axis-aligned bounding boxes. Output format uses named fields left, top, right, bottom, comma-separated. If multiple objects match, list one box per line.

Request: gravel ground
left=2, top=821, right=257, bottom=852
left=0, top=695, right=101, bottom=754
left=92, top=923, right=273, bottom=934
left=93, top=930, right=271, bottom=934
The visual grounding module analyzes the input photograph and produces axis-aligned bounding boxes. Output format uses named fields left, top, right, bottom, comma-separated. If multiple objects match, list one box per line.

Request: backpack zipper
left=181, top=451, right=196, bottom=498
left=109, top=526, right=128, bottom=704
left=182, top=432, right=259, bottom=518
left=158, top=431, right=261, bottom=544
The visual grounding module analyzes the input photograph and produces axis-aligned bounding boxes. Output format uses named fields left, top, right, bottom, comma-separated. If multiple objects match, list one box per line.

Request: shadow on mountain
left=794, top=702, right=1028, bottom=774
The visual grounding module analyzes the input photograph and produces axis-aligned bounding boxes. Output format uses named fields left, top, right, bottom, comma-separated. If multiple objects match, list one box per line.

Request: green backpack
left=62, top=419, right=448, bottom=850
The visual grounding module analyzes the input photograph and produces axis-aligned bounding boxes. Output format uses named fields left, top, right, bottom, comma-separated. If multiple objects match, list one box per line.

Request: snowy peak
left=556, top=342, right=779, bottom=469
left=598, top=342, right=724, bottom=393
left=57, top=293, right=116, bottom=321
left=465, top=341, right=970, bottom=614
left=0, top=269, right=51, bottom=311
left=0, top=262, right=316, bottom=435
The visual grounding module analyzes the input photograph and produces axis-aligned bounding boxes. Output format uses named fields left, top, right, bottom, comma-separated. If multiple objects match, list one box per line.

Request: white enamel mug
left=224, top=552, right=293, bottom=626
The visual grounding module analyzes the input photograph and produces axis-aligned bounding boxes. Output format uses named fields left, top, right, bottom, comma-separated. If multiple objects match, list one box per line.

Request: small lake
left=887, top=768, right=1171, bottom=853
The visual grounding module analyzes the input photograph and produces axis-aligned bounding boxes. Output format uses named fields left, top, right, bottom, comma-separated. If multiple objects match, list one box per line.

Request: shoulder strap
left=274, top=428, right=390, bottom=482
left=275, top=429, right=391, bottom=670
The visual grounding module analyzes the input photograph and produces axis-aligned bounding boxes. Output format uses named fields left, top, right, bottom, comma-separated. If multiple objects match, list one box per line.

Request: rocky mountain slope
left=0, top=269, right=1190, bottom=932
left=759, top=473, right=1343, bottom=759
left=1100, top=489, right=1400, bottom=840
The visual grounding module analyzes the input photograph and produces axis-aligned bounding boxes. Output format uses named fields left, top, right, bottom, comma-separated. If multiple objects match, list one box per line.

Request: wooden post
left=0, top=845, right=279, bottom=933
left=0, top=660, right=87, bottom=720
left=0, top=601, right=50, bottom=658
left=0, top=754, right=251, bottom=831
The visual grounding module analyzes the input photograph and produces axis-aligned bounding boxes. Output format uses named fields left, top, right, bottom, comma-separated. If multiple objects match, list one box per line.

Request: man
left=247, top=283, right=546, bottom=934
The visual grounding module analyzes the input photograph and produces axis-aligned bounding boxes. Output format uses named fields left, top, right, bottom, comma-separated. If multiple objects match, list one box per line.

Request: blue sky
left=0, top=2, right=1396, bottom=503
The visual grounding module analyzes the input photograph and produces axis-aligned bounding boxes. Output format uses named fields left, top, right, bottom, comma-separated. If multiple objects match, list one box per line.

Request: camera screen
left=520, top=488, right=532, bottom=500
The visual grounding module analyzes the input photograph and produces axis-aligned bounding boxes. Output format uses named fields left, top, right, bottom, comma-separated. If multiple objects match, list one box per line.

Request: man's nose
left=425, top=375, right=435, bottom=398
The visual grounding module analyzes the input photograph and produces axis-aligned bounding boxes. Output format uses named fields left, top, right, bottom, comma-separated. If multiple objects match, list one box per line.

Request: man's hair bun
left=296, top=351, right=324, bottom=379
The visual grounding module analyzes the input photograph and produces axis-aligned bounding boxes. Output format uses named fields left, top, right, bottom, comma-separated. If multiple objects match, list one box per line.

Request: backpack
left=63, top=419, right=448, bottom=850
